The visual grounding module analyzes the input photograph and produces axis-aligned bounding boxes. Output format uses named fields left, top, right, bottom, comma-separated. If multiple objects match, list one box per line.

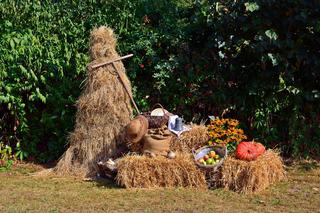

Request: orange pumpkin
left=254, top=142, right=266, bottom=156
left=235, top=142, right=258, bottom=161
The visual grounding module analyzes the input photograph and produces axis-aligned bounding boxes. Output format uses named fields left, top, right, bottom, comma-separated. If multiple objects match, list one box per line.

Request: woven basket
left=192, top=145, right=227, bottom=171
left=142, top=103, right=169, bottom=128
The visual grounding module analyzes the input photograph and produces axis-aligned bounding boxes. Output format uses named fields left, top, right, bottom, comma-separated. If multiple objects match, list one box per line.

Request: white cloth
left=168, top=115, right=191, bottom=137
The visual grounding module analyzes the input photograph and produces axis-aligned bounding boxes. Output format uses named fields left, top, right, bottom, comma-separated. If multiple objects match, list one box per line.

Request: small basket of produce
left=192, top=145, right=227, bottom=170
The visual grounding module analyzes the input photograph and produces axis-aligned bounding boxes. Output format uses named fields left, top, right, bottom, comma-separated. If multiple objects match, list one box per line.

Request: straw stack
left=54, top=27, right=132, bottom=177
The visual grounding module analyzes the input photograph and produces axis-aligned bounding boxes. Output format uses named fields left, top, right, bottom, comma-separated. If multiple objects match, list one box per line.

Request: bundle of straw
left=116, top=153, right=206, bottom=188
left=221, top=150, right=285, bottom=194
left=170, top=125, right=209, bottom=153
left=54, top=26, right=132, bottom=178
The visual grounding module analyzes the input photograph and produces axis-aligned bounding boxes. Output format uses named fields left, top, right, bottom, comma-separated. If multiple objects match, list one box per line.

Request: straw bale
left=54, top=26, right=132, bottom=178
left=221, top=150, right=285, bottom=194
left=116, top=153, right=207, bottom=188
left=204, top=167, right=223, bottom=189
left=170, top=125, right=209, bottom=153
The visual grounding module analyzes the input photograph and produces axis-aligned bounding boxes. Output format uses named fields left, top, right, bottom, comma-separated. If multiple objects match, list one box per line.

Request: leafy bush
left=127, top=0, right=320, bottom=157
left=0, top=142, right=14, bottom=171
left=0, top=1, right=91, bottom=162
left=0, top=0, right=195, bottom=162
left=126, top=0, right=320, bottom=157
left=1, top=0, right=319, bottom=161
left=201, top=0, right=320, bottom=157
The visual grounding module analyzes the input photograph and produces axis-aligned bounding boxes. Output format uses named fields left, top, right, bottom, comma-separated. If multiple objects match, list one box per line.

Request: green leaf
left=267, top=53, right=278, bottom=66
left=279, top=75, right=286, bottom=90
left=286, top=86, right=300, bottom=95
left=19, top=65, right=28, bottom=75
left=5, top=20, right=12, bottom=27
left=245, top=2, right=260, bottom=12
left=36, top=88, right=46, bottom=103
left=9, top=39, right=15, bottom=49
left=40, top=75, right=46, bottom=83
left=13, top=37, right=20, bottom=44
left=265, top=29, right=278, bottom=40
left=30, top=70, right=38, bottom=81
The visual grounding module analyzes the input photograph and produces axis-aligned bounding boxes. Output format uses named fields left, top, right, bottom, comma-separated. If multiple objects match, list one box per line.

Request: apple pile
left=198, top=150, right=221, bottom=166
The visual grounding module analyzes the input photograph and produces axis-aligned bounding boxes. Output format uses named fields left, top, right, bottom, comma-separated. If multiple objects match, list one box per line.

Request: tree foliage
left=0, top=0, right=319, bottom=162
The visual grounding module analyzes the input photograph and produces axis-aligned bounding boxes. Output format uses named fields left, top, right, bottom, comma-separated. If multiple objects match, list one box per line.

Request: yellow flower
left=207, top=118, right=247, bottom=146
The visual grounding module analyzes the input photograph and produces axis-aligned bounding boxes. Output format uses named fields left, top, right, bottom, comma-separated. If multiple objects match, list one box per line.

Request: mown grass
left=0, top=162, right=319, bottom=213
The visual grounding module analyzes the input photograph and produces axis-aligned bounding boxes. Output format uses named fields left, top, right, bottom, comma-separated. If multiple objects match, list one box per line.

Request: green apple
left=206, top=158, right=214, bottom=165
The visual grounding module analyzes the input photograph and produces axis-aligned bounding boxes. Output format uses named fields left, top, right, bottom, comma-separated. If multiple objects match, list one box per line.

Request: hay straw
left=221, top=150, right=285, bottom=194
left=116, top=153, right=206, bottom=188
left=126, top=139, right=144, bottom=153
left=170, top=125, right=209, bottom=153
left=205, top=167, right=223, bottom=189
left=54, top=26, right=132, bottom=178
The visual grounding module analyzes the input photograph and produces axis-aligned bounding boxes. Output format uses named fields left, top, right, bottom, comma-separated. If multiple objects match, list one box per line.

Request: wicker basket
left=192, top=145, right=227, bottom=171
left=142, top=103, right=170, bottom=128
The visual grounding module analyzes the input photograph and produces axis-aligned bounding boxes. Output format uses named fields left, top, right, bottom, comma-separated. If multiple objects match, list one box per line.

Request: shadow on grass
left=297, top=161, right=319, bottom=171
left=92, top=176, right=122, bottom=189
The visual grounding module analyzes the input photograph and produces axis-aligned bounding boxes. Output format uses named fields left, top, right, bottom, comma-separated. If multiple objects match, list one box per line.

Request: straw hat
left=125, top=115, right=149, bottom=143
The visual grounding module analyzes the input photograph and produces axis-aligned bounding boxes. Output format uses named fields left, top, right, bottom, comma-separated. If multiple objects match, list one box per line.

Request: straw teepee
left=54, top=26, right=132, bottom=177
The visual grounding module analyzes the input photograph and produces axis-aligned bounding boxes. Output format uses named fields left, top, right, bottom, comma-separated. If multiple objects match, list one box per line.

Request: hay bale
left=204, top=167, right=223, bottom=189
left=221, top=150, right=285, bottom=194
left=170, top=125, right=209, bottom=153
left=116, top=153, right=206, bottom=188
left=54, top=26, right=132, bottom=178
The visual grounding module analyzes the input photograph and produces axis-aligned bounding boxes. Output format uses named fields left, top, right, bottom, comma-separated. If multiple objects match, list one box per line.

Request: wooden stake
left=91, top=54, right=133, bottom=69
left=111, top=62, right=140, bottom=114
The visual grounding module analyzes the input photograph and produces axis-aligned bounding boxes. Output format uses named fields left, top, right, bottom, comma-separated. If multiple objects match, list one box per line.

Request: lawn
left=0, top=162, right=319, bottom=213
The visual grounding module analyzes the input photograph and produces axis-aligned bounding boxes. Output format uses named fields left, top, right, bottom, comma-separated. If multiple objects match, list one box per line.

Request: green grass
left=0, top=162, right=319, bottom=213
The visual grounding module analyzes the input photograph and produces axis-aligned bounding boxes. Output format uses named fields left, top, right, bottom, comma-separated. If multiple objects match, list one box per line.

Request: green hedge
left=203, top=0, right=320, bottom=156
left=0, top=0, right=319, bottom=162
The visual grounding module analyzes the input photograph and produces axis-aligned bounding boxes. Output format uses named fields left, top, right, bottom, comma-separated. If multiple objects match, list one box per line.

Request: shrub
left=1, top=0, right=319, bottom=161
left=201, top=0, right=320, bottom=157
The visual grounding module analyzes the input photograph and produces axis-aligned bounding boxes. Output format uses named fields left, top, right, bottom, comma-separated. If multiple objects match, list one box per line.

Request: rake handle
left=111, top=62, right=140, bottom=114
left=91, top=54, right=133, bottom=69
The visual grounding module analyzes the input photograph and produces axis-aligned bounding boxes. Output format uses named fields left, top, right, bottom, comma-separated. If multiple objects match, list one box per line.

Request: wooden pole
left=91, top=54, right=133, bottom=69
left=111, top=62, right=140, bottom=114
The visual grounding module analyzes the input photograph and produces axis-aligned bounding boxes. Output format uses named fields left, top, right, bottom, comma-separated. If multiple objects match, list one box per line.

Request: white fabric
left=168, top=115, right=191, bottom=137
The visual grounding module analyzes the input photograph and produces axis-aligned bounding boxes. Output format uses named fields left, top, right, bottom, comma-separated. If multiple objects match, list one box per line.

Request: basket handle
left=151, top=103, right=166, bottom=114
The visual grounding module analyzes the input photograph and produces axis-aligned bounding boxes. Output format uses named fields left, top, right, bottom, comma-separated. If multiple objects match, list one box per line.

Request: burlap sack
left=142, top=127, right=172, bottom=156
